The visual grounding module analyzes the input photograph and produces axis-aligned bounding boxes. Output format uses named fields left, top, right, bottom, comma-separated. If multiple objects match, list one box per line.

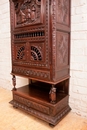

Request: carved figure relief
left=57, top=32, right=68, bottom=67
left=14, top=0, right=41, bottom=26
left=56, top=0, right=69, bottom=25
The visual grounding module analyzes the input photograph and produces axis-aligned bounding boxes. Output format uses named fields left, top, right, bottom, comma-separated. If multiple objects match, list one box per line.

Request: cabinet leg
left=13, top=105, right=18, bottom=109
left=12, top=75, right=17, bottom=91
left=49, top=123, right=55, bottom=127
left=49, top=84, right=56, bottom=104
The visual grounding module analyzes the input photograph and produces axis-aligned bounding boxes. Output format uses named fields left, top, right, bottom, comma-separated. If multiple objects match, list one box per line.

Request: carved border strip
left=10, top=0, right=15, bottom=61
left=45, top=0, right=49, bottom=67
left=51, top=0, right=57, bottom=80
left=14, top=26, right=45, bottom=34
left=13, top=66, right=50, bottom=80
left=13, top=60, right=47, bottom=68
left=14, top=37, right=45, bottom=42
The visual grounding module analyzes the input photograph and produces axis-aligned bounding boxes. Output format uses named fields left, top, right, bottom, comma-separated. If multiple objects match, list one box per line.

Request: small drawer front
left=14, top=94, right=50, bottom=115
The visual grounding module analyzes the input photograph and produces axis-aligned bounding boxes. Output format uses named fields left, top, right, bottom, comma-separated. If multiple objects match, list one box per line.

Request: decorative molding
left=13, top=66, right=50, bottom=80
left=14, top=25, right=45, bottom=33
left=51, top=0, right=57, bottom=80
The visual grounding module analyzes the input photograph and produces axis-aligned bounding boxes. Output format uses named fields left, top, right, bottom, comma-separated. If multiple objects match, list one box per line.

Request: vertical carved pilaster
left=51, top=0, right=57, bottom=81
left=12, top=75, right=17, bottom=90
left=49, top=85, right=56, bottom=104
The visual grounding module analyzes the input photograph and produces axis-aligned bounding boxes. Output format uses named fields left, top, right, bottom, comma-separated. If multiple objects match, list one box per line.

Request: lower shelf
left=10, top=84, right=71, bottom=126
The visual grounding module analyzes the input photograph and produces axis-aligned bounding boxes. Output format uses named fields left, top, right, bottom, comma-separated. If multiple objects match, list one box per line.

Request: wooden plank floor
left=0, top=87, right=87, bottom=130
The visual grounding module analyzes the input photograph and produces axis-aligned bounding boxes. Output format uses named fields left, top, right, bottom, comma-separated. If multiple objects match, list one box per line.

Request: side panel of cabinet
left=51, top=0, right=71, bottom=82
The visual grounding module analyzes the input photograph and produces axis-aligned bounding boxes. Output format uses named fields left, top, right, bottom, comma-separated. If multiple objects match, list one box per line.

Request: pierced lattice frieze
left=56, top=0, right=69, bottom=25
left=57, top=32, right=69, bottom=67
left=14, top=31, right=45, bottom=39
left=14, top=0, right=42, bottom=26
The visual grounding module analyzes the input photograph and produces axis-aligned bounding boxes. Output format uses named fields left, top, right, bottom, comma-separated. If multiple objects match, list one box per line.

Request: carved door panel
left=12, top=41, right=50, bottom=69
left=14, top=0, right=44, bottom=28
left=12, top=42, right=51, bottom=81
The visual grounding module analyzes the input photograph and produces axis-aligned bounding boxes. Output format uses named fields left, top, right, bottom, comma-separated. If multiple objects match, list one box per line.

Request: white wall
left=0, top=0, right=28, bottom=90
left=70, top=0, right=87, bottom=117
left=0, top=0, right=87, bottom=118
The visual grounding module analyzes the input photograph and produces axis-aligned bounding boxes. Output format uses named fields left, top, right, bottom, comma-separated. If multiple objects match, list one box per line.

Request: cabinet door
left=11, top=0, right=51, bottom=81
left=11, top=0, right=50, bottom=68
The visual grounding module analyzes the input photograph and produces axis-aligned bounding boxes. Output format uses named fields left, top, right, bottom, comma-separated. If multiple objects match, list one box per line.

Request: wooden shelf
left=15, top=84, right=67, bottom=104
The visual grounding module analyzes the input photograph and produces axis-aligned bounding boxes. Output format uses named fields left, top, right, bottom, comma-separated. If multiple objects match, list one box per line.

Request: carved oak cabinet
left=9, top=0, right=71, bottom=126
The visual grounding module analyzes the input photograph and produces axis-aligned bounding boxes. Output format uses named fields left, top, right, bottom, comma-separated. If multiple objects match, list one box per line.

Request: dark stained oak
left=9, top=0, right=71, bottom=126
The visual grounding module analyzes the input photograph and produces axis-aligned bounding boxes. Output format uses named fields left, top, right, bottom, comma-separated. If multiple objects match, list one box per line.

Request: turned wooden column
left=12, top=75, right=16, bottom=90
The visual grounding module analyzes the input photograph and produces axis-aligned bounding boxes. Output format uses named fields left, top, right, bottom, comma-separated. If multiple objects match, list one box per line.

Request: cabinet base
left=9, top=84, right=71, bottom=126
left=10, top=100, right=71, bottom=126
